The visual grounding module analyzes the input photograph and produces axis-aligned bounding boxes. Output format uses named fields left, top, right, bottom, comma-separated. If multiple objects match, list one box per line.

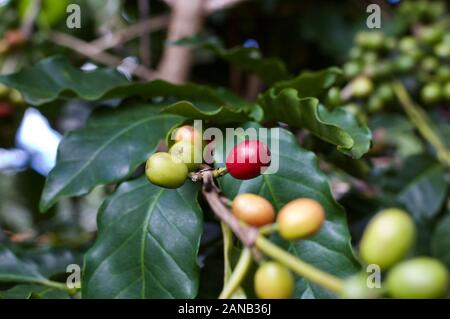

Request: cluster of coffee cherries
left=232, top=194, right=325, bottom=299
left=0, top=84, right=24, bottom=119
left=146, top=124, right=273, bottom=188
left=343, top=208, right=449, bottom=299
left=326, top=0, right=450, bottom=115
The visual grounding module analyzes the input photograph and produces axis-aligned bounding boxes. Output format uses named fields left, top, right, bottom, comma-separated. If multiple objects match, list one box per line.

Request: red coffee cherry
left=225, top=140, right=271, bottom=180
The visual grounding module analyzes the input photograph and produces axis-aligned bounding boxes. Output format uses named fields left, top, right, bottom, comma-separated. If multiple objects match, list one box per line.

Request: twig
left=21, top=0, right=42, bottom=39
left=219, top=248, right=252, bottom=299
left=48, top=31, right=156, bottom=81
left=200, top=169, right=259, bottom=247
left=221, top=222, right=234, bottom=283
left=392, top=81, right=450, bottom=167
left=138, top=0, right=152, bottom=66
left=89, top=15, right=169, bottom=52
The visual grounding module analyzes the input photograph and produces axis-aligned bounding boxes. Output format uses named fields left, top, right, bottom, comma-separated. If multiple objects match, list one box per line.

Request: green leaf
left=82, top=178, right=203, bottom=298
left=162, top=101, right=249, bottom=124
left=0, top=244, right=47, bottom=285
left=0, top=284, right=70, bottom=299
left=175, top=35, right=289, bottom=85
left=219, top=128, right=360, bottom=298
left=272, top=67, right=342, bottom=97
left=258, top=88, right=371, bottom=158
left=0, top=56, right=237, bottom=107
left=0, top=56, right=128, bottom=105
left=40, top=103, right=183, bottom=212
left=21, top=247, right=82, bottom=278
left=395, top=156, right=448, bottom=220
left=431, top=214, right=450, bottom=268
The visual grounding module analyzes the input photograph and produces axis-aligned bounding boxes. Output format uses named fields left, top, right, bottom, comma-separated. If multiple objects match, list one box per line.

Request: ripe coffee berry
left=254, top=262, right=294, bottom=299
left=232, top=193, right=275, bottom=227
left=225, top=140, right=271, bottom=180
left=277, top=198, right=325, bottom=240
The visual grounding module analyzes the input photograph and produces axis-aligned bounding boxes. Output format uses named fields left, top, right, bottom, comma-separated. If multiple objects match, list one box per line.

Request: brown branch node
left=194, top=167, right=258, bottom=247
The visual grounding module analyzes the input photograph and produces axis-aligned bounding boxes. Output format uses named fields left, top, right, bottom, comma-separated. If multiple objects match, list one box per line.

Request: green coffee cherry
left=349, top=47, right=363, bottom=60
left=368, top=96, right=384, bottom=113
left=366, top=62, right=393, bottom=79
left=421, top=82, right=442, bottom=104
left=443, top=82, right=450, bottom=100
left=437, top=66, right=450, bottom=81
left=145, top=152, right=188, bottom=188
left=362, top=52, right=378, bottom=64
left=344, top=61, right=362, bottom=78
left=421, top=56, right=439, bottom=73
left=0, top=84, right=9, bottom=98
left=420, top=26, right=443, bottom=44
left=395, top=55, right=415, bottom=73
left=351, top=76, right=374, bottom=98
left=399, top=37, right=418, bottom=52
left=376, top=84, right=395, bottom=102
left=340, top=273, right=381, bottom=299
left=356, top=31, right=384, bottom=50
left=386, top=257, right=449, bottom=299
left=360, top=208, right=415, bottom=270
left=434, top=42, right=450, bottom=58
left=326, top=87, right=342, bottom=107
left=254, top=262, right=294, bottom=299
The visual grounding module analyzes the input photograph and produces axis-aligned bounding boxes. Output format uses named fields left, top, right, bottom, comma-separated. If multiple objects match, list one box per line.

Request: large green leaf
left=258, top=88, right=371, bottom=158
left=0, top=244, right=47, bottom=285
left=0, top=56, right=236, bottom=107
left=378, top=155, right=448, bottom=221
left=431, top=214, right=450, bottom=268
left=272, top=67, right=342, bottom=98
left=219, top=128, right=360, bottom=298
left=397, top=164, right=448, bottom=220
left=0, top=284, right=69, bottom=299
left=82, top=178, right=203, bottom=298
left=40, top=103, right=183, bottom=212
left=174, top=35, right=289, bottom=85
left=162, top=101, right=248, bottom=124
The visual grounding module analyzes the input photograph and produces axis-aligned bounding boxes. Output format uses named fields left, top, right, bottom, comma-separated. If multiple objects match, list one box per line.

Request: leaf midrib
left=140, top=189, right=164, bottom=298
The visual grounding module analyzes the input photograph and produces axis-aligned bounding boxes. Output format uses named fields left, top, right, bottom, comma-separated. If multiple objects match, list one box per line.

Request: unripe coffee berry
left=232, top=193, right=275, bottom=227
left=145, top=152, right=188, bottom=188
left=254, top=262, right=294, bottom=299
left=421, top=82, right=442, bottom=104
left=225, top=140, right=271, bottom=180
left=277, top=198, right=325, bottom=240
left=351, top=76, right=373, bottom=98
left=359, top=208, right=415, bottom=270
left=386, top=257, right=449, bottom=299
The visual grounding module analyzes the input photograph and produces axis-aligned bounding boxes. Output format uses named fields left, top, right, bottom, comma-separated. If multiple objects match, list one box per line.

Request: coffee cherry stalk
left=144, top=125, right=449, bottom=299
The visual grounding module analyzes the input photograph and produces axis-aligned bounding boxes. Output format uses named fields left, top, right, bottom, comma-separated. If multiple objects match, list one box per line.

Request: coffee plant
left=0, top=0, right=449, bottom=299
